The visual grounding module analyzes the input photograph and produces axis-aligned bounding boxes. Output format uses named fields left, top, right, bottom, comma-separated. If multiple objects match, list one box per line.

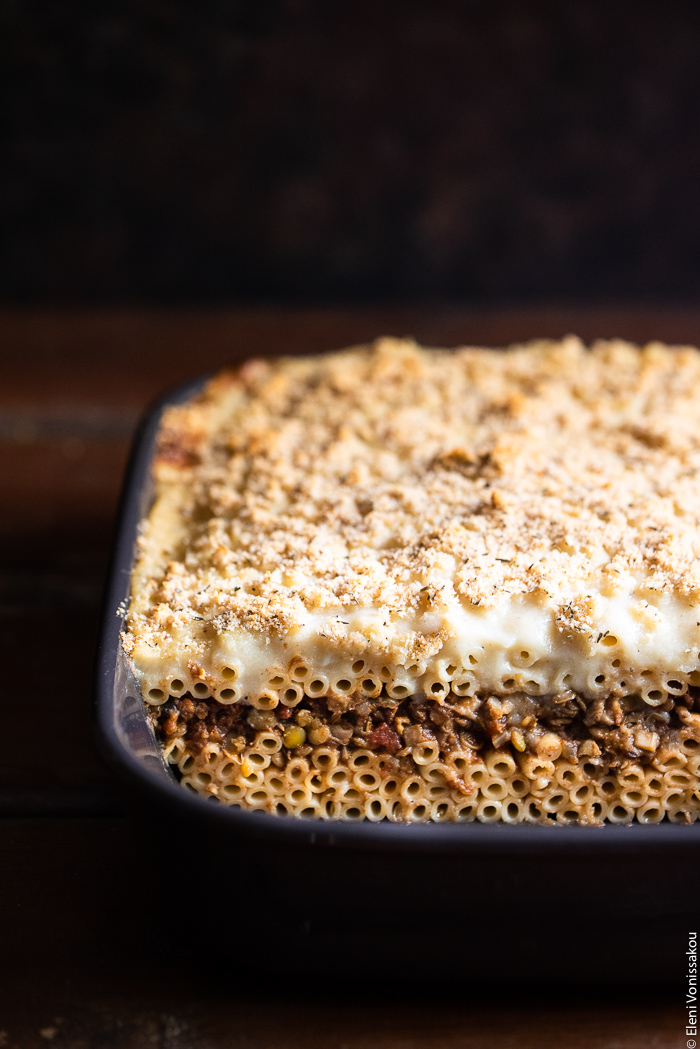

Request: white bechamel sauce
left=132, top=581, right=700, bottom=700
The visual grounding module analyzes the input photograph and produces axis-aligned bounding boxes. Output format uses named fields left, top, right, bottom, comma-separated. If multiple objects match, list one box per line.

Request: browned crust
left=126, top=336, right=700, bottom=664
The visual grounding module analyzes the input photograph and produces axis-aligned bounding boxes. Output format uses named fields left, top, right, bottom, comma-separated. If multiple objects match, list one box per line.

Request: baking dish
left=95, top=373, right=700, bottom=982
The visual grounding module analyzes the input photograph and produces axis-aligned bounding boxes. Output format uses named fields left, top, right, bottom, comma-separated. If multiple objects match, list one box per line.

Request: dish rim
left=94, top=371, right=700, bottom=854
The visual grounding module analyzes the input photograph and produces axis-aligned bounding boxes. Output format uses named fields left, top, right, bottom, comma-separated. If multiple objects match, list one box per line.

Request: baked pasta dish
left=122, top=337, right=700, bottom=824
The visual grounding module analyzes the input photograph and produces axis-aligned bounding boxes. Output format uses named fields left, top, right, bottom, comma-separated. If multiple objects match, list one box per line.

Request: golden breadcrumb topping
left=124, top=336, right=700, bottom=667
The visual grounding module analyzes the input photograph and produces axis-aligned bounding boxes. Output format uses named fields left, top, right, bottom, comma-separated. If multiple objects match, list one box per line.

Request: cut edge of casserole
left=122, top=336, right=700, bottom=824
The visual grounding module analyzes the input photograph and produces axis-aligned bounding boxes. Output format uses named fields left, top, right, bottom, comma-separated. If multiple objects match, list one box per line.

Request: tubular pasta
left=171, top=724, right=700, bottom=826
left=476, top=799, right=502, bottom=823
left=430, top=799, right=455, bottom=821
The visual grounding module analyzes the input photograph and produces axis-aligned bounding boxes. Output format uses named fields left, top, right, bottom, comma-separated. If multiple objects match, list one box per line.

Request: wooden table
left=0, top=306, right=691, bottom=1047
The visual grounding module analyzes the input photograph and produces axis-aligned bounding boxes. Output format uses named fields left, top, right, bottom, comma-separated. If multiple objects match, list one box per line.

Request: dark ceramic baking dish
left=95, top=375, right=700, bottom=983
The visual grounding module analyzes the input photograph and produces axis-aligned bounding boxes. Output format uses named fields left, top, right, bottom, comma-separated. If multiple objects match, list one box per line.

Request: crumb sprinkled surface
left=124, top=337, right=700, bottom=667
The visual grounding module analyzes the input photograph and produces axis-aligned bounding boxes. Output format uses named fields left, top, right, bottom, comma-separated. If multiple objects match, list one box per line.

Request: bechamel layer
left=126, top=581, right=700, bottom=704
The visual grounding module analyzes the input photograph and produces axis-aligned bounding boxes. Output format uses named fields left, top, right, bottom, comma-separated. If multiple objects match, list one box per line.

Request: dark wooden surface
left=1, top=306, right=694, bottom=1046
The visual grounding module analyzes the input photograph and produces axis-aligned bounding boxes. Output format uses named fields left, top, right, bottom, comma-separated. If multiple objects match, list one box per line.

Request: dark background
left=4, top=0, right=700, bottom=305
